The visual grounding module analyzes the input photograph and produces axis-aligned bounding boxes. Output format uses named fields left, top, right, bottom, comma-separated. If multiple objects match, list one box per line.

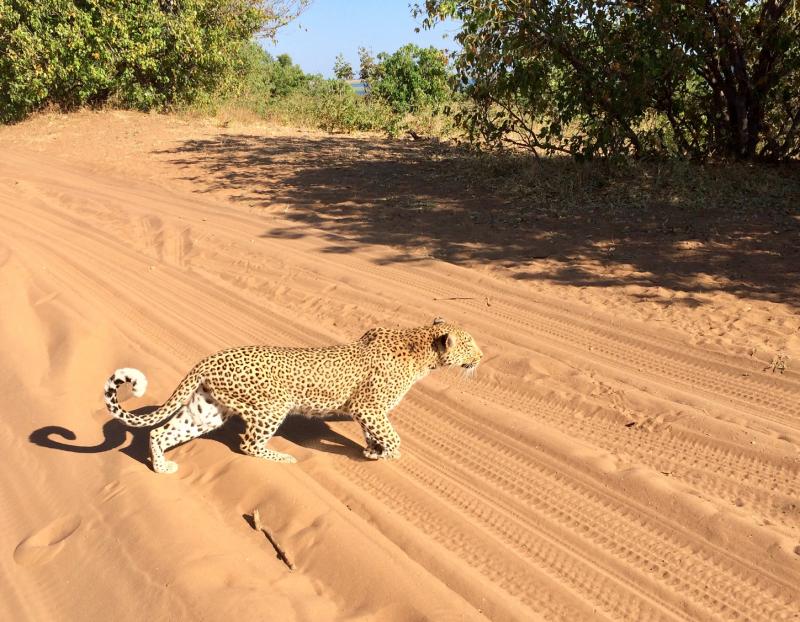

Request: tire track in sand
left=361, top=396, right=798, bottom=621
left=3, top=147, right=799, bottom=622
left=430, top=379, right=800, bottom=533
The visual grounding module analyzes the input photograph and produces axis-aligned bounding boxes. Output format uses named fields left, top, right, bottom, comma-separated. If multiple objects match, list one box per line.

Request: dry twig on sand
left=763, top=353, right=789, bottom=374
left=252, top=508, right=295, bottom=571
left=433, top=296, right=492, bottom=306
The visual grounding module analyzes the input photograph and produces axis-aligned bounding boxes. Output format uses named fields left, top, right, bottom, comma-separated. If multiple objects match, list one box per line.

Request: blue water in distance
left=347, top=80, right=369, bottom=96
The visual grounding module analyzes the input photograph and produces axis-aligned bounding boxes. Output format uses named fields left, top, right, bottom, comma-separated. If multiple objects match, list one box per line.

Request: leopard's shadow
left=28, top=406, right=158, bottom=465
left=29, top=409, right=365, bottom=467
left=275, top=414, right=365, bottom=460
left=202, top=414, right=364, bottom=459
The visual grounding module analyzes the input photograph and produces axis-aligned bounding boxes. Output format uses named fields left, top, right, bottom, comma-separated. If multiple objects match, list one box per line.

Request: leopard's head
left=431, top=318, right=483, bottom=372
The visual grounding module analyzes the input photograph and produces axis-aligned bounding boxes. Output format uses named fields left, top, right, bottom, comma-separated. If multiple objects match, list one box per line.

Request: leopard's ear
left=432, top=317, right=445, bottom=325
left=433, top=333, right=455, bottom=353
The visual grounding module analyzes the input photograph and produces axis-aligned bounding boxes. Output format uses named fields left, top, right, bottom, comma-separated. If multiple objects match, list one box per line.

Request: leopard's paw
left=154, top=460, right=179, bottom=474
left=363, top=446, right=400, bottom=460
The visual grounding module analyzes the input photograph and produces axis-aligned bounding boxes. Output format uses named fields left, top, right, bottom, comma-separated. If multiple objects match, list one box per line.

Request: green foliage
left=192, top=42, right=396, bottom=134
left=333, top=53, right=354, bottom=80
left=0, top=0, right=303, bottom=123
left=417, top=0, right=800, bottom=161
left=193, top=41, right=311, bottom=117
left=272, top=78, right=396, bottom=133
left=194, top=39, right=457, bottom=138
left=242, top=47, right=309, bottom=99
left=370, top=43, right=451, bottom=114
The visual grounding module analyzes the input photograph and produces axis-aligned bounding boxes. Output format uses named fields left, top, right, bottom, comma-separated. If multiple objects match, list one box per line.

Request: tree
left=0, top=0, right=308, bottom=122
left=333, top=53, right=354, bottom=80
left=371, top=44, right=450, bottom=113
left=416, top=1, right=800, bottom=161
left=358, top=46, right=375, bottom=81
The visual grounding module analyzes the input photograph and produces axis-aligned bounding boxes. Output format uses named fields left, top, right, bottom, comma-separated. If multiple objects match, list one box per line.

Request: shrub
left=0, top=0, right=300, bottom=122
left=416, top=0, right=800, bottom=161
left=193, top=40, right=455, bottom=137
left=228, top=44, right=309, bottom=103
left=269, top=77, right=396, bottom=133
left=370, top=43, right=451, bottom=114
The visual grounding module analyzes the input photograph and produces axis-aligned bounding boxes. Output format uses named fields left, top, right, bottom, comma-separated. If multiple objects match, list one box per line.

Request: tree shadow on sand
left=158, top=133, right=800, bottom=307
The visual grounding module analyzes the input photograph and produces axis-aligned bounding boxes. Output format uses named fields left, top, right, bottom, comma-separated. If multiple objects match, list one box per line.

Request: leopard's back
left=196, top=342, right=373, bottom=411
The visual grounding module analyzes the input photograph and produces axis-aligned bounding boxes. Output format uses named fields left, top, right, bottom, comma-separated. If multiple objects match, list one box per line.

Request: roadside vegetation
left=190, top=40, right=455, bottom=137
left=416, top=0, right=800, bottom=162
left=0, top=0, right=307, bottom=122
left=0, top=0, right=454, bottom=137
left=5, top=1, right=797, bottom=161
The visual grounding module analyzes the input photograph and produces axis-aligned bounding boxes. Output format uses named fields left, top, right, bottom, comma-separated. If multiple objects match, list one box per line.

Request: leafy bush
left=417, top=1, right=800, bottom=161
left=192, top=39, right=458, bottom=137
left=370, top=43, right=451, bottom=114
left=0, top=0, right=299, bottom=122
left=227, top=43, right=309, bottom=107
left=269, top=77, right=396, bottom=133
left=190, top=42, right=299, bottom=118
left=190, top=42, right=393, bottom=133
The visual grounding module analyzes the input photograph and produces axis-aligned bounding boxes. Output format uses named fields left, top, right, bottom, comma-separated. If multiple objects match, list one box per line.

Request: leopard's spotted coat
left=104, top=319, right=483, bottom=473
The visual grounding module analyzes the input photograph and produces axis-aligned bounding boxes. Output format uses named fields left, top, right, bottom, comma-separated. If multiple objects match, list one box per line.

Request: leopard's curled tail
left=104, top=368, right=200, bottom=428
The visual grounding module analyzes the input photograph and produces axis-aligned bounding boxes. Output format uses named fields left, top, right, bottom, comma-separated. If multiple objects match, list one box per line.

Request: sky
left=261, top=0, right=459, bottom=78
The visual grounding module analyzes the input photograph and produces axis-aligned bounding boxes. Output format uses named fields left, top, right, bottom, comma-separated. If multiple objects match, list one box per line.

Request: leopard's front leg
left=344, top=379, right=407, bottom=460
left=351, top=411, right=401, bottom=460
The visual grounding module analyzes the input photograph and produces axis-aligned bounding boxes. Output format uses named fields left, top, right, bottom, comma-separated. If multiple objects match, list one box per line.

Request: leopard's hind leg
left=150, top=387, right=225, bottom=473
left=218, top=396, right=296, bottom=463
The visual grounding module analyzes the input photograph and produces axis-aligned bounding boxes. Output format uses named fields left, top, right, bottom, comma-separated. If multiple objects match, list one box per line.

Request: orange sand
left=0, top=111, right=798, bottom=621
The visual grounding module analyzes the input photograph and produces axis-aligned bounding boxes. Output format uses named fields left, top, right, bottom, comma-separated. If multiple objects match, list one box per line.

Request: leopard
left=103, top=318, right=483, bottom=473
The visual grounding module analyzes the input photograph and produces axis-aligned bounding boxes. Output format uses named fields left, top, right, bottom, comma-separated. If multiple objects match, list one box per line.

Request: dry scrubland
left=1, top=111, right=799, bottom=621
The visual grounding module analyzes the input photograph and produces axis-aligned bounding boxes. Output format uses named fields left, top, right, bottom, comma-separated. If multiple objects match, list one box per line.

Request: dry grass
left=444, top=150, right=800, bottom=223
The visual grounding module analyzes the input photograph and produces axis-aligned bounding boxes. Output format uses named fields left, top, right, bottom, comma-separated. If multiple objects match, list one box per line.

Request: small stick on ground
left=432, top=295, right=491, bottom=306
left=763, top=353, right=789, bottom=374
left=252, top=508, right=295, bottom=571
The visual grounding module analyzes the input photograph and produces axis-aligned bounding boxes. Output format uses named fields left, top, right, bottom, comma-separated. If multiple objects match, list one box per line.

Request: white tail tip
left=113, top=368, right=148, bottom=396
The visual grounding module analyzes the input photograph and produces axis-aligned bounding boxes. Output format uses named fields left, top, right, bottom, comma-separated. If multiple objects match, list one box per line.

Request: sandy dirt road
left=1, top=112, right=799, bottom=621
